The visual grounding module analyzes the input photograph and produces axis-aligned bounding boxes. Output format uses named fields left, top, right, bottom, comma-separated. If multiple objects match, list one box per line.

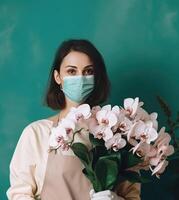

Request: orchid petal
left=101, top=104, right=111, bottom=111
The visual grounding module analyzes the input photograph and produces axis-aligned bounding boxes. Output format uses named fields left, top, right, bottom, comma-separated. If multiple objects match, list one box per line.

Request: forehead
left=61, top=51, right=93, bottom=69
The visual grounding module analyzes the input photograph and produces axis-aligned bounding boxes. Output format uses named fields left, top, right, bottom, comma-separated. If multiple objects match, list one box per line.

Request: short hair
left=43, top=39, right=111, bottom=110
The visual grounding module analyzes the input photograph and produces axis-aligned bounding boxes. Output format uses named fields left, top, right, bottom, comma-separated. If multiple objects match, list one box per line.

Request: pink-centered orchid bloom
left=127, top=120, right=158, bottom=157
left=49, top=118, right=76, bottom=150
left=129, top=126, right=174, bottom=178
left=47, top=99, right=174, bottom=179
left=111, top=106, right=122, bottom=132
left=105, top=133, right=126, bottom=151
left=111, top=105, right=120, bottom=117
left=49, top=125, right=69, bottom=150
left=128, top=120, right=158, bottom=144
left=89, top=120, right=114, bottom=141
left=88, top=105, right=118, bottom=141
left=134, top=107, right=150, bottom=122
left=149, top=127, right=174, bottom=167
left=149, top=112, right=158, bottom=130
left=118, top=115, right=132, bottom=134
left=154, top=127, right=172, bottom=148
left=123, top=97, right=140, bottom=118
left=134, top=107, right=158, bottom=129
left=111, top=106, right=133, bottom=134
left=131, top=142, right=151, bottom=157
left=150, top=160, right=169, bottom=178
left=91, top=105, right=101, bottom=116
left=96, top=105, right=118, bottom=128
left=66, top=104, right=91, bottom=123
left=59, top=118, right=76, bottom=135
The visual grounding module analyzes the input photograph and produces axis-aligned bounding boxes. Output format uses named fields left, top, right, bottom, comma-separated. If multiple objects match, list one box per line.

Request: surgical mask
left=61, top=75, right=94, bottom=103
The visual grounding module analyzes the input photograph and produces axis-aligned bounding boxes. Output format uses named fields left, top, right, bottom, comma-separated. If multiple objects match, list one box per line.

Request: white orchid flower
left=91, top=108, right=118, bottom=141
left=66, top=104, right=91, bottom=123
left=111, top=105, right=120, bottom=116
left=101, top=104, right=112, bottom=112
left=91, top=105, right=101, bottom=116
left=105, top=133, right=126, bottom=151
left=118, top=116, right=133, bottom=133
left=149, top=112, right=158, bottom=130
left=111, top=107, right=130, bottom=133
left=130, top=141, right=151, bottom=156
left=134, top=104, right=158, bottom=129
left=127, top=120, right=158, bottom=155
left=123, top=97, right=139, bottom=118
left=129, top=120, right=158, bottom=144
left=90, top=125, right=114, bottom=141
left=49, top=125, right=68, bottom=149
left=134, top=107, right=150, bottom=122
left=149, top=127, right=174, bottom=166
left=60, top=118, right=76, bottom=135
left=154, top=127, right=174, bottom=157
left=49, top=117, right=76, bottom=151
left=150, top=160, right=169, bottom=178
left=143, top=126, right=175, bottom=179
left=154, top=127, right=171, bottom=147
left=88, top=107, right=118, bottom=141
left=96, top=109, right=118, bottom=128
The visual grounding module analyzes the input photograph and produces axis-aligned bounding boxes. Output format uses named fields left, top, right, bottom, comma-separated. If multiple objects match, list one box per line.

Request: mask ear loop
left=58, top=73, right=63, bottom=90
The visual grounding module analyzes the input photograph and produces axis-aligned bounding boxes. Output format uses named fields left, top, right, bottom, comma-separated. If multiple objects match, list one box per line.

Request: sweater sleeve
left=115, top=180, right=141, bottom=200
left=6, top=124, right=38, bottom=200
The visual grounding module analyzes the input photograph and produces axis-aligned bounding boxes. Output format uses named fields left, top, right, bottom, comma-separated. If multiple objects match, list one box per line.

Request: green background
left=0, top=0, right=179, bottom=199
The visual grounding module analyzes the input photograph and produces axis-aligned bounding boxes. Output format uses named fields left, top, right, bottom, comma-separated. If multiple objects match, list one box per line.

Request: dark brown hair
left=43, top=39, right=111, bottom=110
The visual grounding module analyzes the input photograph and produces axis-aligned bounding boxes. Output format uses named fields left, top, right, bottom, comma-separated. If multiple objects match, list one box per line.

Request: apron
left=40, top=118, right=92, bottom=200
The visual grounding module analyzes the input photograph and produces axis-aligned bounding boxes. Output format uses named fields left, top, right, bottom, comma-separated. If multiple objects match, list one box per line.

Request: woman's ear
left=54, top=70, right=61, bottom=85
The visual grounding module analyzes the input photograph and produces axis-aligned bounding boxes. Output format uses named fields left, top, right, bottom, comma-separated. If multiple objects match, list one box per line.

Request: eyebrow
left=65, top=65, right=93, bottom=69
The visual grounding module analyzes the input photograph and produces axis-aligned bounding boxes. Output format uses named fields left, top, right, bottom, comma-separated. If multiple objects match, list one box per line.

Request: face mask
left=61, top=75, right=94, bottom=103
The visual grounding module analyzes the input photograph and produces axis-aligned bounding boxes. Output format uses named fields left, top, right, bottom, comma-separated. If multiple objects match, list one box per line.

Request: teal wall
left=0, top=1, right=179, bottom=199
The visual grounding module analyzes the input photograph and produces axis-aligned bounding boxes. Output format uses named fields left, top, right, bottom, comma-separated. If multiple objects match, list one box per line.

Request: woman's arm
left=6, top=125, right=38, bottom=200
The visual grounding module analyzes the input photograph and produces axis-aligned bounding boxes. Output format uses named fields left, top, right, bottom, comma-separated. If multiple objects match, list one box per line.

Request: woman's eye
left=84, top=68, right=94, bottom=75
left=67, top=69, right=76, bottom=75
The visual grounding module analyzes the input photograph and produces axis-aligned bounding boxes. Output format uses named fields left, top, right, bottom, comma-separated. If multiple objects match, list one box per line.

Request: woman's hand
left=89, top=189, right=125, bottom=200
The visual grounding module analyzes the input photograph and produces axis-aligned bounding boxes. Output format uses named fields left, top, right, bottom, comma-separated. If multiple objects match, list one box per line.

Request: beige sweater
left=6, top=119, right=141, bottom=200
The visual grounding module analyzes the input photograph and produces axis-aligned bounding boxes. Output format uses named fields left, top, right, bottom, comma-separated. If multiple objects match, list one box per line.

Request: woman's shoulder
left=29, top=113, right=58, bottom=130
left=19, top=118, right=54, bottom=142
left=28, top=118, right=54, bottom=130
left=10, top=118, right=55, bottom=169
left=25, top=118, right=52, bottom=129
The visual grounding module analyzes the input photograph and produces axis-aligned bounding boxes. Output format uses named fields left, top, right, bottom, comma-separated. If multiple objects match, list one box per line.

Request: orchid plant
left=48, top=97, right=174, bottom=192
left=156, top=96, right=179, bottom=199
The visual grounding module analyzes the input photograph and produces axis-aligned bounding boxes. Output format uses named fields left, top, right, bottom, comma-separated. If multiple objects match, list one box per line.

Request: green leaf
left=121, top=150, right=143, bottom=169
left=95, top=157, right=119, bottom=191
left=82, top=168, right=95, bottom=182
left=71, top=143, right=91, bottom=166
left=82, top=168, right=102, bottom=192
left=156, top=95, right=172, bottom=117
left=100, top=152, right=121, bottom=168
left=89, top=133, right=104, bottom=147
left=90, top=146, right=108, bottom=169
left=120, top=170, right=152, bottom=183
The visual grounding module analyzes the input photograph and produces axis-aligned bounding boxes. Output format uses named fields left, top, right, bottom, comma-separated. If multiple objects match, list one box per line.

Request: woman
left=7, top=39, right=141, bottom=200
